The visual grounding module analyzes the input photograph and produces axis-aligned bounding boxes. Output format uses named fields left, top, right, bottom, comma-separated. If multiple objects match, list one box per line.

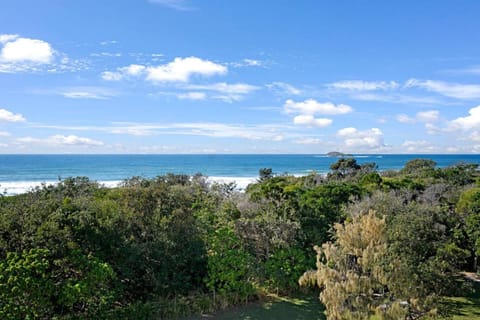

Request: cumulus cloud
left=101, top=64, right=146, bottom=81
left=0, top=108, right=26, bottom=122
left=396, top=110, right=440, bottom=124
left=400, top=140, right=457, bottom=153
left=16, top=135, right=104, bottom=147
left=146, top=57, right=226, bottom=82
left=337, top=127, right=384, bottom=149
left=284, top=99, right=353, bottom=115
left=293, top=115, right=332, bottom=128
left=103, top=57, right=227, bottom=84
left=0, top=34, right=19, bottom=44
left=406, top=79, right=480, bottom=99
left=0, top=35, right=54, bottom=63
left=327, top=80, right=399, bottom=91
left=447, top=105, right=480, bottom=131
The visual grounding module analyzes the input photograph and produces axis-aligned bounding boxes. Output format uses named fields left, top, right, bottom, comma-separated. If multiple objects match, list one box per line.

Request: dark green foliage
left=264, top=247, right=314, bottom=293
left=205, top=228, right=256, bottom=303
left=0, top=159, right=478, bottom=319
left=298, top=183, right=362, bottom=247
left=385, top=204, right=467, bottom=299
left=0, top=248, right=115, bottom=319
left=436, top=163, right=479, bottom=186
left=328, top=158, right=360, bottom=180
left=457, top=187, right=480, bottom=270
left=0, top=249, right=54, bottom=319
left=401, top=158, right=437, bottom=177
left=259, top=167, right=274, bottom=181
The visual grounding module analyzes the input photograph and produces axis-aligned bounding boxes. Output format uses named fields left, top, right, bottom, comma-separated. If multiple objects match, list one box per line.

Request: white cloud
left=101, top=71, right=123, bottom=81
left=447, top=105, right=480, bottom=131
left=0, top=108, right=26, bottom=122
left=99, top=40, right=118, bottom=46
left=90, top=52, right=122, bottom=58
left=0, top=36, right=54, bottom=63
left=0, top=34, right=18, bottom=44
left=406, top=79, right=480, bottom=99
left=0, top=131, right=10, bottom=137
left=185, top=82, right=258, bottom=94
left=16, top=135, right=104, bottom=147
left=32, top=122, right=291, bottom=141
left=148, top=0, right=193, bottom=10
left=177, top=91, right=206, bottom=100
left=416, top=110, right=439, bottom=122
left=337, top=127, right=384, bottom=149
left=396, top=114, right=415, bottom=124
left=146, top=57, right=226, bottom=82
left=396, top=110, right=440, bottom=124
left=34, top=87, right=117, bottom=100
left=101, top=64, right=146, bottom=81
left=242, top=59, right=262, bottom=66
left=183, top=82, right=259, bottom=102
left=284, top=99, right=353, bottom=115
left=293, top=115, right=332, bottom=128
left=62, top=91, right=113, bottom=100
left=425, top=123, right=440, bottom=135
left=267, top=82, right=302, bottom=95
left=327, top=80, right=399, bottom=91
left=401, top=140, right=431, bottom=152
left=172, top=123, right=286, bottom=141
left=469, top=131, right=480, bottom=142
left=103, top=57, right=227, bottom=84
left=351, top=92, right=447, bottom=105
left=231, top=59, right=264, bottom=67
left=400, top=140, right=453, bottom=153
left=295, top=137, right=322, bottom=144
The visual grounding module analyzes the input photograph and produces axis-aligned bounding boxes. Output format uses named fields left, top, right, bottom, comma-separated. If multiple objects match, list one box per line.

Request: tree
left=299, top=211, right=409, bottom=320
left=328, top=158, right=361, bottom=180
left=401, top=159, right=437, bottom=177
left=457, top=187, right=480, bottom=271
left=258, top=168, right=273, bottom=181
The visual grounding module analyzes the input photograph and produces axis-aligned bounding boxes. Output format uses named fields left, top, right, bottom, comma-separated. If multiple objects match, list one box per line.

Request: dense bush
left=0, top=159, right=478, bottom=319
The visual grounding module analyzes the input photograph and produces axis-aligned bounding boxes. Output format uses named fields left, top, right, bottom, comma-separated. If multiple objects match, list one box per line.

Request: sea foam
left=0, top=177, right=258, bottom=196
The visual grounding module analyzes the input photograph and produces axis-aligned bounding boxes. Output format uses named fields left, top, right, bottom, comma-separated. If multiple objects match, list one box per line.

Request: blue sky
left=1, top=0, right=480, bottom=154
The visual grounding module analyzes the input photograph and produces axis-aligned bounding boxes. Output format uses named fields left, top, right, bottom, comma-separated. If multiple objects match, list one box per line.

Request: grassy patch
left=442, top=280, right=480, bottom=319
left=184, top=294, right=326, bottom=320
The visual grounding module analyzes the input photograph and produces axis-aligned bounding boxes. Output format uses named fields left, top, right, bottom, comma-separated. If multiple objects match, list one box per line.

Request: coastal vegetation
left=0, top=158, right=479, bottom=319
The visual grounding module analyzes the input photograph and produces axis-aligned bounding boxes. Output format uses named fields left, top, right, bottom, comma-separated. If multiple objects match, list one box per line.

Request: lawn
left=185, top=280, right=480, bottom=320
left=185, top=294, right=326, bottom=320
left=443, top=280, right=480, bottom=319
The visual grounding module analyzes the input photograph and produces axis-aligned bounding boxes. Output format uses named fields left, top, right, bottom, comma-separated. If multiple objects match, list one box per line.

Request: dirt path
left=462, top=272, right=480, bottom=283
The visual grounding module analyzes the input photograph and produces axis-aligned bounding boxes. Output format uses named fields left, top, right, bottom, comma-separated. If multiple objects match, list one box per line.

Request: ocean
left=0, top=154, right=479, bottom=195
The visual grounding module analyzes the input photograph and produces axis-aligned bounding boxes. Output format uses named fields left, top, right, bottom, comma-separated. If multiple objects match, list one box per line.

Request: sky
left=0, top=0, right=480, bottom=154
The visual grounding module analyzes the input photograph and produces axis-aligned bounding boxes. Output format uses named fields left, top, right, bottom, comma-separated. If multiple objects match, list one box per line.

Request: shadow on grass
left=441, top=280, right=480, bottom=319
left=187, top=294, right=326, bottom=320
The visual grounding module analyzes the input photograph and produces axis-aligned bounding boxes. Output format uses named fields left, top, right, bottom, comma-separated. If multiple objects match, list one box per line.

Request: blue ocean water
left=0, top=154, right=479, bottom=194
